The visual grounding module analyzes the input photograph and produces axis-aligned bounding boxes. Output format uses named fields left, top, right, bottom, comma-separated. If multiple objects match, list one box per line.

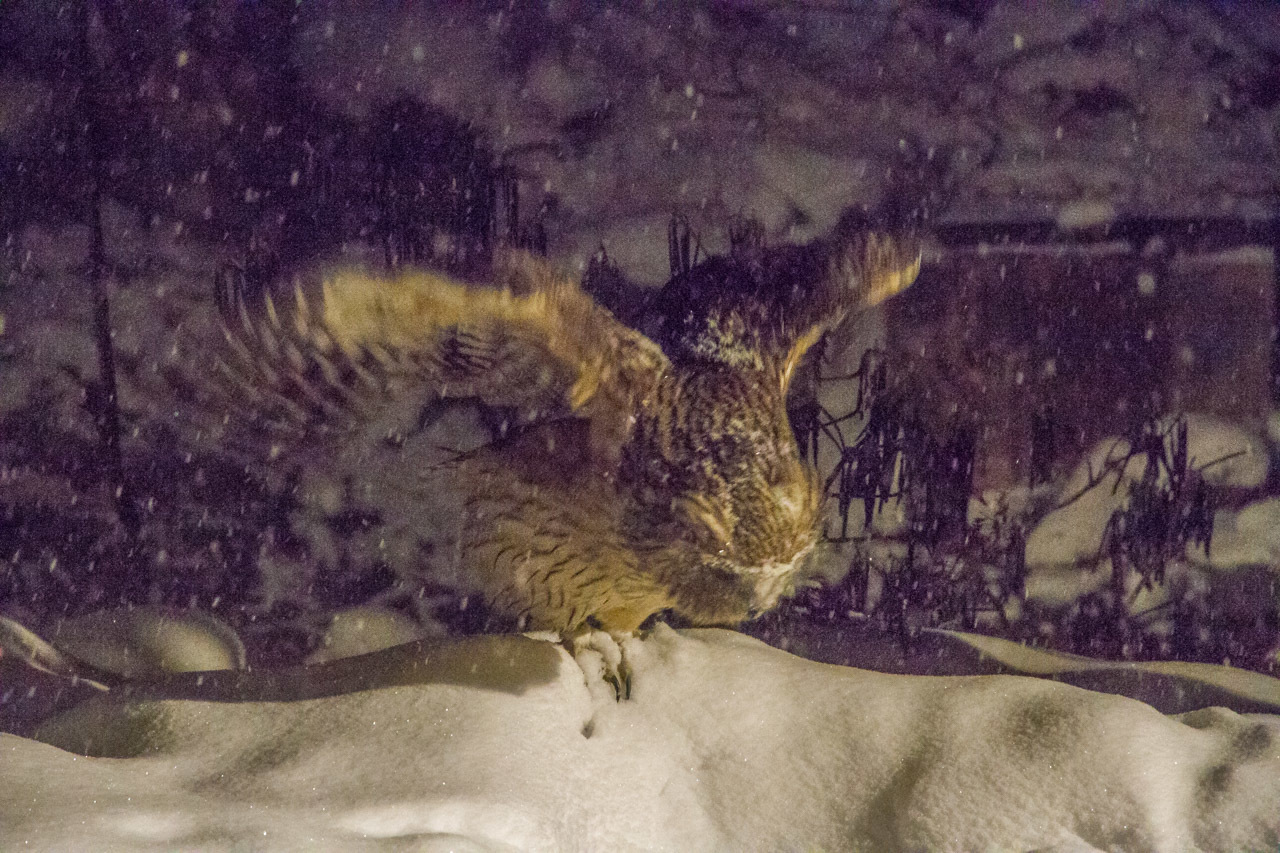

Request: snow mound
left=306, top=605, right=427, bottom=665
left=1199, top=498, right=1280, bottom=571
left=46, top=606, right=245, bottom=678
left=1025, top=436, right=1134, bottom=570
left=754, top=620, right=1280, bottom=716
left=4, top=627, right=1279, bottom=851
left=1268, top=410, right=1280, bottom=447
left=1180, top=413, right=1270, bottom=491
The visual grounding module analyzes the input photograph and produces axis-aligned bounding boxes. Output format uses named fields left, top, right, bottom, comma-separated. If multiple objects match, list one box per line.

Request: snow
left=1022, top=416, right=1276, bottom=615
left=1200, top=499, right=1280, bottom=571
left=4, top=625, right=1279, bottom=852
left=281, top=2, right=1280, bottom=275
left=45, top=606, right=245, bottom=678
left=1269, top=411, right=1280, bottom=446
left=1026, top=415, right=1270, bottom=573
left=1178, top=414, right=1271, bottom=491
left=1055, top=200, right=1118, bottom=230
left=306, top=605, right=427, bottom=665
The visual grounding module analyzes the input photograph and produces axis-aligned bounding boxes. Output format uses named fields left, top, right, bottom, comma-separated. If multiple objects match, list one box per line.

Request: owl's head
left=622, top=364, right=823, bottom=621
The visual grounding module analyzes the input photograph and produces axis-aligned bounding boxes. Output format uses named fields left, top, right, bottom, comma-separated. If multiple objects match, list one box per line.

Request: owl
left=215, top=216, right=920, bottom=643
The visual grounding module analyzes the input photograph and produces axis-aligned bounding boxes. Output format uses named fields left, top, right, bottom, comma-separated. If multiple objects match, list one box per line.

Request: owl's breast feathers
left=618, top=364, right=822, bottom=623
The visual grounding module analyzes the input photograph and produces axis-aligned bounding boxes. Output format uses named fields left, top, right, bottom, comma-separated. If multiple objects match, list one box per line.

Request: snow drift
left=3, top=626, right=1279, bottom=852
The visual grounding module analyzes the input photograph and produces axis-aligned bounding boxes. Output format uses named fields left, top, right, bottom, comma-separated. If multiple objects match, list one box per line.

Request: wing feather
left=644, top=223, right=921, bottom=394
left=212, top=252, right=669, bottom=454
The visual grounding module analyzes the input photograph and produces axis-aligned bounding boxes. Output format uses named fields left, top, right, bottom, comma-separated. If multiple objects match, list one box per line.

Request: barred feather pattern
left=214, top=229, right=919, bottom=634
left=643, top=226, right=921, bottom=388
left=214, top=253, right=667, bottom=448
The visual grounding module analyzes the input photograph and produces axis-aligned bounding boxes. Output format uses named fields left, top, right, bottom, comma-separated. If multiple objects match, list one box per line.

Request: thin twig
left=79, top=0, right=139, bottom=543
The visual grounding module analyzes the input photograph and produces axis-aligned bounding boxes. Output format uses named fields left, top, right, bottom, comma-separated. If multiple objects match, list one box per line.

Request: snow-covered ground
left=1025, top=417, right=1276, bottom=597
left=3, top=626, right=1279, bottom=852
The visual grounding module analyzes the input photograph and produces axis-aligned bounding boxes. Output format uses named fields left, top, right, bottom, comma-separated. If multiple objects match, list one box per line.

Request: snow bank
left=1202, top=499, right=1280, bottom=570
left=1027, top=415, right=1269, bottom=573
left=45, top=606, right=245, bottom=678
left=754, top=620, right=1280, bottom=717
left=4, top=627, right=1278, bottom=851
left=306, top=605, right=427, bottom=665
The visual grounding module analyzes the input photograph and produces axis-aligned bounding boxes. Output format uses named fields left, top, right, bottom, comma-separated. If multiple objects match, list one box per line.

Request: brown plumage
left=215, top=220, right=920, bottom=635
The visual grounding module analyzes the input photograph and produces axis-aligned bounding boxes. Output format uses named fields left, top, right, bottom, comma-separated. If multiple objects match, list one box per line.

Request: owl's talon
left=609, top=653, right=633, bottom=701
left=568, top=630, right=633, bottom=702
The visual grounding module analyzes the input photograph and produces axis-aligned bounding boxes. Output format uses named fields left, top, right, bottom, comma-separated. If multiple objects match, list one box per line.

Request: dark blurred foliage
left=0, top=0, right=499, bottom=274
left=766, top=349, right=1277, bottom=675
left=0, top=0, right=509, bottom=662
left=0, top=384, right=301, bottom=654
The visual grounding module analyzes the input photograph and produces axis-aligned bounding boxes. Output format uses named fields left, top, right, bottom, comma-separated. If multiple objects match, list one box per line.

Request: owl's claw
left=568, top=629, right=633, bottom=701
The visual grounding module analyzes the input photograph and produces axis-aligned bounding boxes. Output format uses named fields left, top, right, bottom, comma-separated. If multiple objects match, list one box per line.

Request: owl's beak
left=864, top=250, right=922, bottom=307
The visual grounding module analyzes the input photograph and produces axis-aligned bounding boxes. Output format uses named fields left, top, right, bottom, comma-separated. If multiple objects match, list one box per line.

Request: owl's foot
left=568, top=629, right=632, bottom=702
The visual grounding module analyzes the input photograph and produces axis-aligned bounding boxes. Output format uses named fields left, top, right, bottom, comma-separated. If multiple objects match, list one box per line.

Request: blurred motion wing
left=642, top=220, right=921, bottom=392
left=212, top=252, right=669, bottom=452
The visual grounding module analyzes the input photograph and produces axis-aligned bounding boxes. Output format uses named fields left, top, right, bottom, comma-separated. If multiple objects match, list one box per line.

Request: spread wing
left=642, top=219, right=922, bottom=392
left=778, top=223, right=922, bottom=390
left=212, top=251, right=669, bottom=454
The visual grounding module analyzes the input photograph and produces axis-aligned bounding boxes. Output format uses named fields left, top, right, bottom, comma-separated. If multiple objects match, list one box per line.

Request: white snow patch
left=1024, top=562, right=1109, bottom=608
left=1028, top=416, right=1269, bottom=571
left=1175, top=244, right=1273, bottom=267
left=1197, top=498, right=1280, bottom=571
left=306, top=606, right=426, bottom=664
left=47, top=606, right=245, bottom=678
left=747, top=143, right=872, bottom=241
left=1026, top=437, right=1133, bottom=568
left=1179, top=413, right=1269, bottom=490
left=102, top=810, right=198, bottom=842
left=936, top=627, right=1280, bottom=708
left=1055, top=200, right=1118, bottom=230
left=3, top=627, right=1278, bottom=851
left=576, top=215, right=679, bottom=286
